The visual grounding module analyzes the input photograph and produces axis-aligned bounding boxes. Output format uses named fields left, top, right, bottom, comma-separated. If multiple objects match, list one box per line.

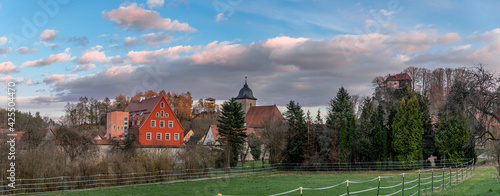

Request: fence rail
left=1, top=159, right=475, bottom=195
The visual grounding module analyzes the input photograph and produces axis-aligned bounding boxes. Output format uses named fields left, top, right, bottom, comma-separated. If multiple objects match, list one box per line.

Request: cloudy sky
left=1, top=0, right=499, bottom=119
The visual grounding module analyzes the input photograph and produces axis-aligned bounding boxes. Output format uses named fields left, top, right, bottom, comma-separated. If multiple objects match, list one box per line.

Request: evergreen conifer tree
left=217, top=98, right=247, bottom=167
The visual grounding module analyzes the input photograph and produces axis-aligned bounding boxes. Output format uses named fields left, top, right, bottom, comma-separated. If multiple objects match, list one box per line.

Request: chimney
left=140, top=96, right=145, bottom=102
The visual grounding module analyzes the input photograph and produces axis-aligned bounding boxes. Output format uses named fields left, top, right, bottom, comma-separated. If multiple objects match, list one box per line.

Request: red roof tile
left=125, top=96, right=163, bottom=128
left=245, top=105, right=284, bottom=128
left=386, top=73, right=411, bottom=81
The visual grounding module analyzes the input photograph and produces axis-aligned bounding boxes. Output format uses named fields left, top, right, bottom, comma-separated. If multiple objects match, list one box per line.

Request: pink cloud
left=147, top=0, right=164, bottom=9
left=0, top=47, right=12, bottom=55
left=72, top=64, right=96, bottom=72
left=102, top=3, right=196, bottom=32
left=77, top=45, right=109, bottom=64
left=21, top=48, right=75, bottom=67
left=125, top=32, right=173, bottom=47
left=104, top=65, right=133, bottom=77
left=16, top=47, right=38, bottom=54
left=387, top=30, right=461, bottom=53
left=0, top=36, right=7, bottom=45
left=190, top=41, right=245, bottom=65
left=0, top=75, right=33, bottom=85
left=264, top=36, right=309, bottom=50
left=40, top=29, right=58, bottom=41
left=126, top=45, right=199, bottom=64
left=43, top=74, right=77, bottom=85
left=0, top=61, right=18, bottom=74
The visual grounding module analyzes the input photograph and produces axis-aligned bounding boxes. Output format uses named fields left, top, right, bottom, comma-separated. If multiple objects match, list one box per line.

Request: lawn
left=38, top=166, right=496, bottom=196
left=432, top=166, right=499, bottom=196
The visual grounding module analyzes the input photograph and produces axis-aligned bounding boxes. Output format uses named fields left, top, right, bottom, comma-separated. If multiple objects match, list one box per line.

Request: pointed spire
left=245, top=74, right=248, bottom=84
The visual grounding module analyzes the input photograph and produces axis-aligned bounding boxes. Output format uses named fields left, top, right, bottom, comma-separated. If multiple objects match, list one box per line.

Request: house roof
left=205, top=97, right=215, bottom=101
left=184, top=129, right=192, bottom=135
left=245, top=105, right=284, bottom=128
left=386, top=73, right=411, bottom=81
left=125, top=96, right=163, bottom=129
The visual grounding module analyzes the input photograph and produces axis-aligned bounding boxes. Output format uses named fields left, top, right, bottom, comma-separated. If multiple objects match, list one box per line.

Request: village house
left=106, top=95, right=185, bottom=146
left=384, top=72, right=412, bottom=89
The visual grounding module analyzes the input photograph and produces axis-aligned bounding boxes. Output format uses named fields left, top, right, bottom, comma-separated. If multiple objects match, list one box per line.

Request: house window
left=161, top=102, right=165, bottom=108
left=124, top=117, right=128, bottom=121
left=121, top=126, right=124, bottom=130
left=156, top=133, right=161, bottom=140
left=113, top=125, right=115, bottom=130
left=156, top=112, right=159, bottom=117
left=160, top=111, right=164, bottom=117
left=165, top=113, right=169, bottom=118
left=151, top=120, right=156, bottom=128
left=168, top=121, right=173, bottom=128
left=132, top=121, right=135, bottom=126
left=146, top=133, right=151, bottom=140
left=165, top=133, right=170, bottom=140
left=174, top=133, right=179, bottom=140
left=160, top=120, right=165, bottom=128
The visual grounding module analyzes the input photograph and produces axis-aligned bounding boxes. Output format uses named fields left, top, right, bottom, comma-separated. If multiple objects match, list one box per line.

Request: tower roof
left=235, top=74, right=257, bottom=100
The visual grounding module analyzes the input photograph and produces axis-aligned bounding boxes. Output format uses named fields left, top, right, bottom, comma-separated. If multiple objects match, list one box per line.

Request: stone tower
left=234, top=75, right=257, bottom=115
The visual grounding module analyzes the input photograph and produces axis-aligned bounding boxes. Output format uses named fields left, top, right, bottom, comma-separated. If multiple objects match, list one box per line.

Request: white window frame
left=156, top=112, right=159, bottom=117
left=160, top=111, right=164, bottom=117
left=156, top=133, right=161, bottom=140
left=165, top=113, right=169, bottom=118
left=160, top=120, right=165, bottom=128
left=161, top=102, right=165, bottom=108
left=174, top=133, right=179, bottom=140
left=151, top=120, right=156, bottom=128
left=168, top=121, right=173, bottom=128
left=146, top=133, right=152, bottom=140
left=165, top=133, right=170, bottom=140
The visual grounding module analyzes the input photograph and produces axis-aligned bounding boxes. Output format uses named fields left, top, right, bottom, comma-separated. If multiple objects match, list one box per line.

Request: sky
left=1, top=0, right=500, bottom=120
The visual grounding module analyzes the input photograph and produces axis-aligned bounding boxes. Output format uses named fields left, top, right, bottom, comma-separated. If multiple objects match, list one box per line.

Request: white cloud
left=147, top=0, right=164, bottom=9
left=102, top=3, right=196, bottom=32
left=21, top=48, right=75, bottom=67
left=40, top=29, right=58, bottom=41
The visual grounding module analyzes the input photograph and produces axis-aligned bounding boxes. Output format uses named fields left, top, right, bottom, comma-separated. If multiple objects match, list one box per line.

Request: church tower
left=235, top=74, right=257, bottom=115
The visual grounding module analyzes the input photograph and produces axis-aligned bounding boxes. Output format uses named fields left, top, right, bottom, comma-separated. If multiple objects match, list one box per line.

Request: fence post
left=431, top=168, right=434, bottom=192
left=346, top=180, right=349, bottom=196
left=402, top=173, right=405, bottom=196
left=461, top=164, right=464, bottom=181
left=377, top=176, right=381, bottom=196
left=418, top=170, right=421, bottom=196
left=449, top=167, right=451, bottom=187
left=456, top=166, right=458, bottom=184
left=300, top=187, right=303, bottom=196
left=442, top=168, right=444, bottom=191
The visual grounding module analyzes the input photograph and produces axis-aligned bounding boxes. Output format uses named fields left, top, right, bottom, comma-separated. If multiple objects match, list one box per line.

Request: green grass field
left=39, top=166, right=498, bottom=196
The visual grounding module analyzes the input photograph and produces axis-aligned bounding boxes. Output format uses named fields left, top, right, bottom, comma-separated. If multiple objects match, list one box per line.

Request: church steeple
left=235, top=74, right=257, bottom=115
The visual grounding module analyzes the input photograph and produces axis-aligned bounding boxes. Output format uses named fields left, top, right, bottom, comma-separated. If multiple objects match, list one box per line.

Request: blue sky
left=1, top=0, right=500, bottom=120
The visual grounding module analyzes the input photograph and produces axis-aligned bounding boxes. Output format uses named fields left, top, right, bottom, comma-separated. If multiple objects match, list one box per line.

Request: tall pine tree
left=282, top=100, right=307, bottom=164
left=217, top=98, right=247, bottom=167
left=392, top=96, right=424, bottom=162
left=326, top=87, right=355, bottom=162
